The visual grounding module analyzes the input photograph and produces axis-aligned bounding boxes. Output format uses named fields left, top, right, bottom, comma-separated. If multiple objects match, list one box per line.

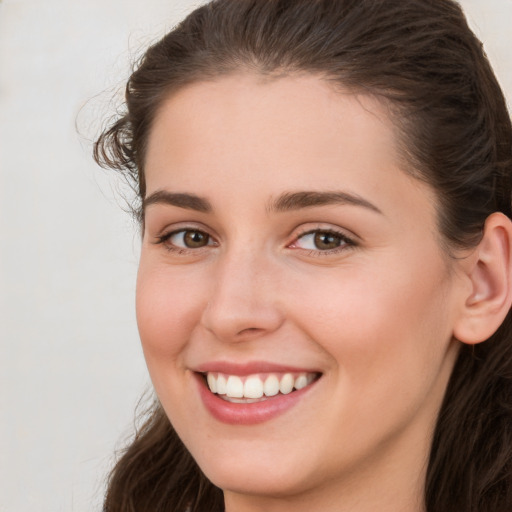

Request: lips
left=193, top=363, right=321, bottom=424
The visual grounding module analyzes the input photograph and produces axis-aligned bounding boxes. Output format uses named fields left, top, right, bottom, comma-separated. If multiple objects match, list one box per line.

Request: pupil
left=314, top=232, right=341, bottom=250
left=184, top=231, right=208, bottom=248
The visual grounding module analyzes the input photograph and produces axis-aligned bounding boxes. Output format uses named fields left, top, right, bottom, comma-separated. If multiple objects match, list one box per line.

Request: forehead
left=147, top=74, right=398, bottom=181
left=144, top=73, right=435, bottom=226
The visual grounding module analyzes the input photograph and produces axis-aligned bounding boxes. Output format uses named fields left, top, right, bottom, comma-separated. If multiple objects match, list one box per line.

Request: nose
left=200, top=249, right=284, bottom=342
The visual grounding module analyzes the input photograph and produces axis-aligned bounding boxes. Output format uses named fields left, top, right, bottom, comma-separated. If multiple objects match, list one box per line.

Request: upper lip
left=194, top=361, right=322, bottom=376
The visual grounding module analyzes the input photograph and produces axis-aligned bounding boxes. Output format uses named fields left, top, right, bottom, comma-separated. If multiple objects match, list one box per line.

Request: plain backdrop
left=0, top=1, right=511, bottom=511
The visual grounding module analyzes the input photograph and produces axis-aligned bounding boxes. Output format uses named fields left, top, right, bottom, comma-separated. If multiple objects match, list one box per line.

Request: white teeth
left=226, top=376, right=244, bottom=398
left=244, top=376, right=264, bottom=399
left=207, top=373, right=217, bottom=393
left=216, top=374, right=227, bottom=395
left=279, top=373, right=294, bottom=394
left=294, top=374, right=308, bottom=390
left=263, top=375, right=280, bottom=397
left=205, top=371, right=318, bottom=399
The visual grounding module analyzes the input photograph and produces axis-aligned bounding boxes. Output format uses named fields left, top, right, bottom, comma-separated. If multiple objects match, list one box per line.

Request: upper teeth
left=206, top=372, right=316, bottom=399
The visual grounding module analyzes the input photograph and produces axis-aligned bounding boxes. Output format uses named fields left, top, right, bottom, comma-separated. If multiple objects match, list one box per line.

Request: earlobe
left=453, top=212, right=512, bottom=345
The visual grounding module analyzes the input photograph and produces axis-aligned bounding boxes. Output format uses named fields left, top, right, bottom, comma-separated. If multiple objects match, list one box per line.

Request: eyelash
left=154, top=227, right=356, bottom=255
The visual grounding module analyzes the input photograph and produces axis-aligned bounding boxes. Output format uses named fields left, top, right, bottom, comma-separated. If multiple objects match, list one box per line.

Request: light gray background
left=0, top=1, right=510, bottom=511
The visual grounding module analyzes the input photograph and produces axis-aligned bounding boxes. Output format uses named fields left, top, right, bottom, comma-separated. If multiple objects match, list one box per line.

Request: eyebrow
left=143, top=190, right=212, bottom=213
left=267, top=191, right=382, bottom=214
left=143, top=189, right=382, bottom=215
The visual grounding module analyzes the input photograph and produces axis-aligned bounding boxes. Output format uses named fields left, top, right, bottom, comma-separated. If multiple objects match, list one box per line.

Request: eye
left=159, top=229, right=215, bottom=250
left=291, top=229, right=353, bottom=252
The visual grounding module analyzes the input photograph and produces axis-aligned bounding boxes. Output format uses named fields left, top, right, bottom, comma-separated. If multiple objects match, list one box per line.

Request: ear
left=453, top=212, right=512, bottom=345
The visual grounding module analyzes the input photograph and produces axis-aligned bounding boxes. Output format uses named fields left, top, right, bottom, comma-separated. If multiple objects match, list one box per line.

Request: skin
left=137, top=74, right=470, bottom=512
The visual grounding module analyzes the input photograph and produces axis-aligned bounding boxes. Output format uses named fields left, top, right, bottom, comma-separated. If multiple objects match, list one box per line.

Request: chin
left=208, top=467, right=306, bottom=499
left=193, top=445, right=313, bottom=498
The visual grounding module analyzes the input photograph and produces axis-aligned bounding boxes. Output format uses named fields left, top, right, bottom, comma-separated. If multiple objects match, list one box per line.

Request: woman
left=95, top=0, right=512, bottom=510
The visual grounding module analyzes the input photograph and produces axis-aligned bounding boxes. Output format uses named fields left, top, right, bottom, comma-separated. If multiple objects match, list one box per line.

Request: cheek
left=286, top=262, right=457, bottom=465
left=135, top=261, right=207, bottom=368
left=294, top=256, right=454, bottom=392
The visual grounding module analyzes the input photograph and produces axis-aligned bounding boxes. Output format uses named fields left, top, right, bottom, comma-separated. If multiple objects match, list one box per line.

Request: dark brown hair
left=95, top=1, right=512, bottom=510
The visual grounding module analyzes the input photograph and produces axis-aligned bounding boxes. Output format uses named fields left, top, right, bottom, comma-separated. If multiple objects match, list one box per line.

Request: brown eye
left=313, top=231, right=344, bottom=250
left=167, top=229, right=212, bottom=249
left=183, top=230, right=210, bottom=248
left=292, top=230, right=351, bottom=252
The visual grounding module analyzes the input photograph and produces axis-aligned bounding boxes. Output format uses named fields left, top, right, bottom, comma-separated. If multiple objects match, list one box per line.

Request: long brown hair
left=95, top=1, right=512, bottom=510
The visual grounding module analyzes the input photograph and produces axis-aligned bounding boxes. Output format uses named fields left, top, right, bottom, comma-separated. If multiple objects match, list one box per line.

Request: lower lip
left=194, top=373, right=318, bottom=425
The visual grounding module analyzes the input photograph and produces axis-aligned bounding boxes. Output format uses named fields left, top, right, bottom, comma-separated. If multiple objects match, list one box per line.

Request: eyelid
left=151, top=220, right=216, bottom=241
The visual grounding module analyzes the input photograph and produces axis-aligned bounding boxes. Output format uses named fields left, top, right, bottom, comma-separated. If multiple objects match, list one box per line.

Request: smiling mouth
left=202, top=371, right=321, bottom=403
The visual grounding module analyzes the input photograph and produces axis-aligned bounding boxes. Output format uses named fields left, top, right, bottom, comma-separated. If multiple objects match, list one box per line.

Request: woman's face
left=138, top=74, right=465, bottom=506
